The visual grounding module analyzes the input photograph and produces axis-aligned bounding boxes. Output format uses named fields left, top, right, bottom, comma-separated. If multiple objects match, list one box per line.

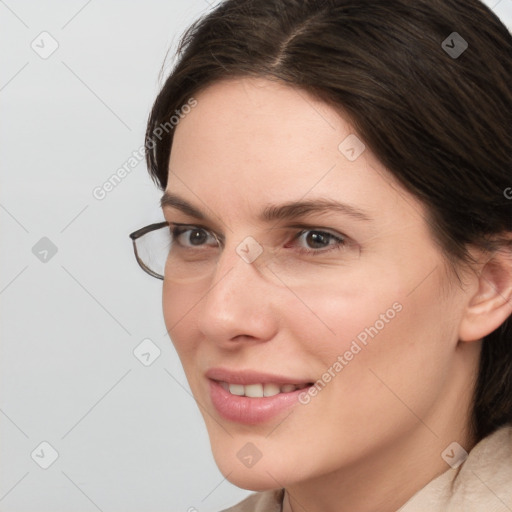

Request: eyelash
left=169, top=223, right=347, bottom=256
left=292, top=229, right=347, bottom=255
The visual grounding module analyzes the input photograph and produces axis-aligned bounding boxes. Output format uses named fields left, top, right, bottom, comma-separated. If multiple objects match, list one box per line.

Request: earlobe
left=458, top=248, right=512, bottom=343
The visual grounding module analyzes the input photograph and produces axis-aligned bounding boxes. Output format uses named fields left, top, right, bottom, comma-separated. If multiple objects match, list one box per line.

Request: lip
left=206, top=367, right=313, bottom=425
left=205, top=367, right=312, bottom=386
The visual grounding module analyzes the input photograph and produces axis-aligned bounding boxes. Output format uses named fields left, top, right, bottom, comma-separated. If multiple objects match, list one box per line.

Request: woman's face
left=162, top=77, right=474, bottom=490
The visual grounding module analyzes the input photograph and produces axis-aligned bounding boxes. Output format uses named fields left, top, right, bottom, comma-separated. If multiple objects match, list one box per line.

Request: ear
left=459, top=243, right=512, bottom=343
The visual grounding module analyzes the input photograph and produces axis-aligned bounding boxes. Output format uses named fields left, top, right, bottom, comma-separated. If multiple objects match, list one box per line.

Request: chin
left=210, top=440, right=301, bottom=491
left=216, top=461, right=285, bottom=491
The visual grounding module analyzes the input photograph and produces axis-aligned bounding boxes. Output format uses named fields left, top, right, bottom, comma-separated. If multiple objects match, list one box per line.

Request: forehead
left=169, top=76, right=351, bottom=177
left=167, top=77, right=425, bottom=228
left=173, top=76, right=349, bottom=156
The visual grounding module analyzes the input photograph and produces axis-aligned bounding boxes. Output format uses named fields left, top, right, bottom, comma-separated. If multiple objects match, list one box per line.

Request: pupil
left=190, top=230, right=207, bottom=245
left=307, top=232, right=328, bottom=248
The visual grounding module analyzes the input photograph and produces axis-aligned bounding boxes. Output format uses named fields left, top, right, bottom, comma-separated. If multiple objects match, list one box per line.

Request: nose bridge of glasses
left=233, top=235, right=265, bottom=265
left=197, top=231, right=282, bottom=285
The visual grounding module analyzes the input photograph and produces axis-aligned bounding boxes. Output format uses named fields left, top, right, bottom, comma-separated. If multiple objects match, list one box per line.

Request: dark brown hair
left=145, top=0, right=512, bottom=441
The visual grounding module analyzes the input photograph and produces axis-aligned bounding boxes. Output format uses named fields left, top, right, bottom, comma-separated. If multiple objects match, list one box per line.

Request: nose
left=195, top=240, right=279, bottom=347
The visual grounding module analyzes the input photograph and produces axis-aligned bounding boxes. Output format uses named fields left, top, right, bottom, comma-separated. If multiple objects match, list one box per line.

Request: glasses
left=129, top=221, right=361, bottom=287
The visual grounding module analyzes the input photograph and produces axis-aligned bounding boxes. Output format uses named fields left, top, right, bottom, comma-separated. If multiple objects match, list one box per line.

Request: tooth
left=229, top=383, right=245, bottom=396
left=224, top=381, right=305, bottom=397
left=263, top=383, right=281, bottom=397
left=245, top=383, right=264, bottom=398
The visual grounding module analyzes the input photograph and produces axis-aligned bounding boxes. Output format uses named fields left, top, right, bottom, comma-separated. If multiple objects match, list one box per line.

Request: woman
left=129, top=0, right=512, bottom=510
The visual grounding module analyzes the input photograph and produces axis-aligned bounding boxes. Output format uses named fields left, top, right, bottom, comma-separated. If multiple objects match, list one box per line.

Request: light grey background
left=1, top=1, right=511, bottom=511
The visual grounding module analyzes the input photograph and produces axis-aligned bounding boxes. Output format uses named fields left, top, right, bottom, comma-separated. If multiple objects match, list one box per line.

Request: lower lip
left=208, top=380, right=309, bottom=425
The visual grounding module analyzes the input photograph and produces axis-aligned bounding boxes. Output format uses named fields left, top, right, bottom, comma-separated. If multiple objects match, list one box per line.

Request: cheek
left=290, top=278, right=405, bottom=362
left=294, top=270, right=457, bottom=429
left=162, top=281, right=200, bottom=359
left=289, top=264, right=456, bottom=402
left=293, top=247, right=453, bottom=366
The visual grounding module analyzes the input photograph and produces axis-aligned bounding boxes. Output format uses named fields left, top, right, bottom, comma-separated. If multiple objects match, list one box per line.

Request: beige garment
left=221, top=425, right=512, bottom=512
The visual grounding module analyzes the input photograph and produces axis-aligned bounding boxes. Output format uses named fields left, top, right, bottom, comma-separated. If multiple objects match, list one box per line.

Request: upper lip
left=206, top=367, right=313, bottom=386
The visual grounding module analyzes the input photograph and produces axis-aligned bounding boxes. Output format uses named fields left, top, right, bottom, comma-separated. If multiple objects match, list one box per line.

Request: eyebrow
left=160, top=191, right=373, bottom=223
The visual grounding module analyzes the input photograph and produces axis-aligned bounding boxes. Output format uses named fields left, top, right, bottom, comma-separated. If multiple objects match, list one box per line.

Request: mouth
left=206, top=368, right=315, bottom=424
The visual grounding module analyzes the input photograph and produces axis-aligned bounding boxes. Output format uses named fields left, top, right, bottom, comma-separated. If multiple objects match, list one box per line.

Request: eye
left=290, top=229, right=347, bottom=254
left=170, top=225, right=219, bottom=248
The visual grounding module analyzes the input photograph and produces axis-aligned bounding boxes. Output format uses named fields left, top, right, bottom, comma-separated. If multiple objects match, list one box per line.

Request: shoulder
left=220, top=489, right=284, bottom=512
left=401, top=425, right=512, bottom=511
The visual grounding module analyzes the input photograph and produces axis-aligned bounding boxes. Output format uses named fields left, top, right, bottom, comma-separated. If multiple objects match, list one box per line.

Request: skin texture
left=161, top=77, right=511, bottom=512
